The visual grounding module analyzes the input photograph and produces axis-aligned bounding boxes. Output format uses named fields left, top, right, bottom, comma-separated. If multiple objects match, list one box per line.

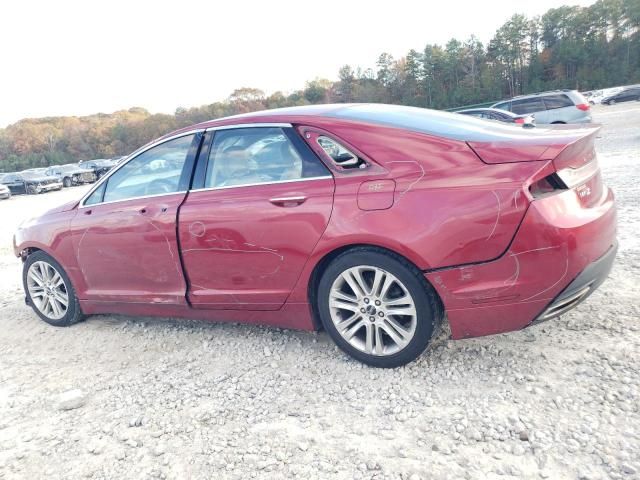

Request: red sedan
left=14, top=104, right=617, bottom=367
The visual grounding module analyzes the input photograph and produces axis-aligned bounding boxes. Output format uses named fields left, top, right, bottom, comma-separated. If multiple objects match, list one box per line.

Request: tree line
left=1, top=0, right=638, bottom=172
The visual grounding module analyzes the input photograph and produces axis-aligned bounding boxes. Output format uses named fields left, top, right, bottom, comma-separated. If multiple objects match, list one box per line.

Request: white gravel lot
left=0, top=104, right=638, bottom=480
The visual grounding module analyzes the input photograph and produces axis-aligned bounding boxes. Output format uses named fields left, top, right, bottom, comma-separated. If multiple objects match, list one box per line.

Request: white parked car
left=0, top=182, right=11, bottom=200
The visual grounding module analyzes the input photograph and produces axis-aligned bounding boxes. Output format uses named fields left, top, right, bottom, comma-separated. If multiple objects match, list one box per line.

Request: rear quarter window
left=543, top=94, right=574, bottom=110
left=511, top=98, right=546, bottom=115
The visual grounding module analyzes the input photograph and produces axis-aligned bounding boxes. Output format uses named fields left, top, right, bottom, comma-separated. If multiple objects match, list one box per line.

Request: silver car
left=0, top=182, right=11, bottom=200
left=492, top=90, right=591, bottom=124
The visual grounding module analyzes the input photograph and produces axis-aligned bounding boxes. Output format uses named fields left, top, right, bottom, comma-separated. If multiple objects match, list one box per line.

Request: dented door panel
left=178, top=178, right=335, bottom=310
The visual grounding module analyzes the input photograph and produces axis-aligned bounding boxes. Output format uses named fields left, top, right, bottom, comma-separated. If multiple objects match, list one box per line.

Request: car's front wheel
left=63, top=177, right=72, bottom=188
left=23, top=251, right=84, bottom=327
left=317, top=248, right=442, bottom=368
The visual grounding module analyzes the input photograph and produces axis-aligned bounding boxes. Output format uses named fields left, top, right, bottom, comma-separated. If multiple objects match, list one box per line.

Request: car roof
left=457, top=107, right=516, bottom=116
left=510, top=89, right=575, bottom=99
left=166, top=103, right=583, bottom=144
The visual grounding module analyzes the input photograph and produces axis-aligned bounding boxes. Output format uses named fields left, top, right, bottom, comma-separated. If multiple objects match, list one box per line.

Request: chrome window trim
left=189, top=175, right=333, bottom=193
left=78, top=191, right=187, bottom=209
left=78, top=129, right=204, bottom=209
left=204, top=122, right=292, bottom=132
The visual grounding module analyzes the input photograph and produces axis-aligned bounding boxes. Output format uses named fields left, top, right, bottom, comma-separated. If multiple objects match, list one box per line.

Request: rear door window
left=511, top=98, right=546, bottom=115
left=204, top=127, right=329, bottom=189
left=543, top=94, right=574, bottom=110
left=493, top=101, right=512, bottom=112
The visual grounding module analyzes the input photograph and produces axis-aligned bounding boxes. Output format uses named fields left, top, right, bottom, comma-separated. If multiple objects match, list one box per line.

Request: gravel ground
left=0, top=104, right=638, bottom=480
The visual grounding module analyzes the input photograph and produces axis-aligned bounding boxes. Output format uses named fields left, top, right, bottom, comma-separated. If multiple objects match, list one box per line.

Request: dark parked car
left=45, top=164, right=96, bottom=187
left=457, top=108, right=534, bottom=125
left=2, top=171, right=63, bottom=195
left=14, top=104, right=616, bottom=367
left=78, top=159, right=116, bottom=179
left=601, top=86, right=640, bottom=105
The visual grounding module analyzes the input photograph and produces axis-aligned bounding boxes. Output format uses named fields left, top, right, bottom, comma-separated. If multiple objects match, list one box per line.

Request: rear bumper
left=427, top=186, right=617, bottom=339
left=533, top=241, right=616, bottom=323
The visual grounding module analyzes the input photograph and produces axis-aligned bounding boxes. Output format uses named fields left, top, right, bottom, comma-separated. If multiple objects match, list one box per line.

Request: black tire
left=610, top=100, right=616, bottom=105
left=26, top=185, right=38, bottom=195
left=316, top=247, right=442, bottom=368
left=63, top=177, right=72, bottom=188
left=551, top=121, right=566, bottom=124
left=23, top=250, right=85, bottom=327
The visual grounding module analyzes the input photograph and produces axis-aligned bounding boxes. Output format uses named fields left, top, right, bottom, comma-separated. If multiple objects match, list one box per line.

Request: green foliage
left=1, top=0, right=639, bottom=172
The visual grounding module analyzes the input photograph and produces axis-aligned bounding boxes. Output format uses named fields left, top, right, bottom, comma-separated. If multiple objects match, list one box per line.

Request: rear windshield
left=543, top=94, right=574, bottom=110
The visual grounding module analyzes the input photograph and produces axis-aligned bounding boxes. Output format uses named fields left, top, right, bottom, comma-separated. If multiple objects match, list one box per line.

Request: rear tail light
left=514, top=118, right=525, bottom=124
left=529, top=156, right=600, bottom=199
left=555, top=157, right=600, bottom=188
left=576, top=103, right=590, bottom=111
left=529, top=174, right=565, bottom=198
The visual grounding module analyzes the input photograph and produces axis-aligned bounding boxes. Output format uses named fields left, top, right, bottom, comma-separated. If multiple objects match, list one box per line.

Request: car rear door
left=511, top=97, right=548, bottom=122
left=542, top=93, right=581, bottom=122
left=69, top=132, right=202, bottom=304
left=178, top=125, right=335, bottom=310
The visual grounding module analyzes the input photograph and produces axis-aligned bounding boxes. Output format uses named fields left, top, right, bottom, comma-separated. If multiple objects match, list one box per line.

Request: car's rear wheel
left=23, top=251, right=84, bottom=327
left=63, top=177, right=72, bottom=188
left=26, top=185, right=38, bottom=195
left=317, top=248, right=441, bottom=368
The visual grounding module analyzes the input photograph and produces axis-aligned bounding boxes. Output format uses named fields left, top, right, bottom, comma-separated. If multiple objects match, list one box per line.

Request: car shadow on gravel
left=79, top=311, right=556, bottom=373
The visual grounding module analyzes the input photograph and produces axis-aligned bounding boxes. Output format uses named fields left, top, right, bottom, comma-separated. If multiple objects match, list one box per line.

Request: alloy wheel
left=328, top=265, right=417, bottom=356
left=26, top=261, right=69, bottom=320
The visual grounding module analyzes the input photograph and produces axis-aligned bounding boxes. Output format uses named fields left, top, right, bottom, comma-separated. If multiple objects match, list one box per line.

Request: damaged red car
left=14, top=104, right=617, bottom=367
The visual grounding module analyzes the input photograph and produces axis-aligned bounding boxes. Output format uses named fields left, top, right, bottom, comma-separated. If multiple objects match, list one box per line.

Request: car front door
left=69, top=132, right=201, bottom=304
left=178, top=126, right=335, bottom=310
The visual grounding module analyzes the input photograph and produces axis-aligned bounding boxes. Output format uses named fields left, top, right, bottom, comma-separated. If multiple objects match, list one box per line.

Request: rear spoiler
left=467, top=124, right=601, bottom=165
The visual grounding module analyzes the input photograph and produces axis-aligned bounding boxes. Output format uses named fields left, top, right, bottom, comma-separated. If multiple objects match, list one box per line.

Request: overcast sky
left=0, top=0, right=597, bottom=127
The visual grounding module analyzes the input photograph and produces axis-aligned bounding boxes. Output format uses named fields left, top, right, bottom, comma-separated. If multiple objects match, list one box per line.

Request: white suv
left=492, top=90, right=592, bottom=124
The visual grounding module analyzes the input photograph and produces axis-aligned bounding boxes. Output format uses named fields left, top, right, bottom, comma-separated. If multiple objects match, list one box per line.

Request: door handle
left=269, top=196, right=307, bottom=207
left=84, top=209, right=92, bottom=215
